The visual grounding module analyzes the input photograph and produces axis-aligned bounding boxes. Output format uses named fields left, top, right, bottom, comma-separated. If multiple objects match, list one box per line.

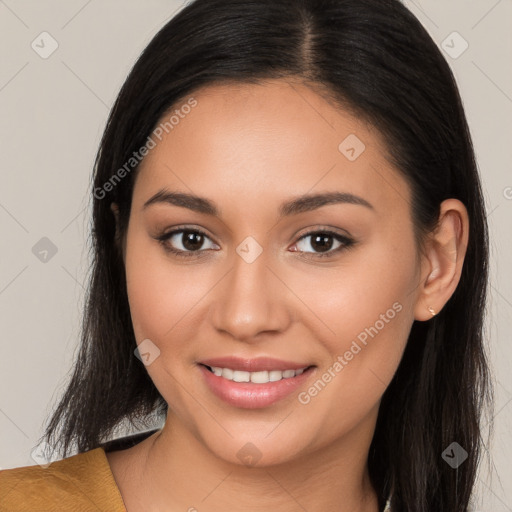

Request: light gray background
left=0, top=0, right=510, bottom=510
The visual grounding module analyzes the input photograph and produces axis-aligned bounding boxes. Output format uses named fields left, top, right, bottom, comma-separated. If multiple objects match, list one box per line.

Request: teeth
left=251, top=371, right=269, bottom=384
left=233, top=370, right=250, bottom=383
left=222, top=368, right=234, bottom=380
left=269, top=370, right=282, bottom=382
left=208, top=366, right=308, bottom=383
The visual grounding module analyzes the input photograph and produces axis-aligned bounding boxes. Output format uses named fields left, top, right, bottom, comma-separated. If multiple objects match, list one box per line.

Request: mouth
left=196, top=359, right=317, bottom=409
left=199, top=363, right=313, bottom=384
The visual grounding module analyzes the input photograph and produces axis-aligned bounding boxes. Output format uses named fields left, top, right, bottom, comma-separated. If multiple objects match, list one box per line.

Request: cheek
left=299, top=233, right=417, bottom=411
left=124, top=227, right=213, bottom=352
left=123, top=230, right=208, bottom=406
left=302, top=234, right=416, bottom=340
left=299, top=234, right=417, bottom=405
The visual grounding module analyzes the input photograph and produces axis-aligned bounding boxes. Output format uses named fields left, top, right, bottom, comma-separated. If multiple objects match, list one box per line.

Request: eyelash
left=155, top=226, right=355, bottom=260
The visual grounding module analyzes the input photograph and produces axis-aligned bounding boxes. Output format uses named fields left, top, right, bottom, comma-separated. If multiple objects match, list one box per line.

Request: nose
left=210, top=243, right=292, bottom=343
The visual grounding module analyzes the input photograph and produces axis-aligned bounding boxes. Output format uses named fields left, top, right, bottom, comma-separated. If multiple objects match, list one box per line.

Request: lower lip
left=198, top=364, right=316, bottom=409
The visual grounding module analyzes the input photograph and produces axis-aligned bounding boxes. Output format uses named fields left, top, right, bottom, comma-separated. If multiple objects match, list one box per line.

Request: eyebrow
left=143, top=189, right=374, bottom=218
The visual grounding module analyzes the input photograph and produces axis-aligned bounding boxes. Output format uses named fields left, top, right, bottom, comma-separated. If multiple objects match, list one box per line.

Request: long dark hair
left=41, top=0, right=493, bottom=510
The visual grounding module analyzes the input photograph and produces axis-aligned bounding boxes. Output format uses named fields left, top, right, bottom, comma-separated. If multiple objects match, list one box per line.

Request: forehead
left=132, top=79, right=410, bottom=216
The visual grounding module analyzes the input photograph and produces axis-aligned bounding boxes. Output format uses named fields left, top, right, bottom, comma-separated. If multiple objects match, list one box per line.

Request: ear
left=414, top=198, right=469, bottom=321
left=110, top=202, right=126, bottom=263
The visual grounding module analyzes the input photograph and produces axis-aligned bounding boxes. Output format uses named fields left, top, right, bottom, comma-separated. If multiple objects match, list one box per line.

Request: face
left=121, top=79, right=423, bottom=466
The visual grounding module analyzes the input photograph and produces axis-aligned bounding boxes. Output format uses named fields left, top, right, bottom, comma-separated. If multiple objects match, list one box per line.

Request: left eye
left=292, top=231, right=354, bottom=257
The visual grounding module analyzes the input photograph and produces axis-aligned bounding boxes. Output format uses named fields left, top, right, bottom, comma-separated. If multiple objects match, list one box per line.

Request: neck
left=123, top=408, right=381, bottom=512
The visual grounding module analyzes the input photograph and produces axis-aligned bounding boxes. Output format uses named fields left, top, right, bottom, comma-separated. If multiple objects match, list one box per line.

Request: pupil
left=183, top=231, right=203, bottom=251
left=312, top=234, right=332, bottom=252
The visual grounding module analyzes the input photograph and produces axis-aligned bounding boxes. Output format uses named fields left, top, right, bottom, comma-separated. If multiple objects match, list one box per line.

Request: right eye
left=155, top=227, right=220, bottom=258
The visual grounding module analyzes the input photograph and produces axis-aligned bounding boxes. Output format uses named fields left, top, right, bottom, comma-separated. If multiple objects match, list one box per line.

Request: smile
left=197, top=361, right=316, bottom=409
left=204, top=365, right=309, bottom=383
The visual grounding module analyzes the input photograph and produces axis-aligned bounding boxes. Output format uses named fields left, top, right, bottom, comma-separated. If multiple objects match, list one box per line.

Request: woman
left=0, top=0, right=493, bottom=510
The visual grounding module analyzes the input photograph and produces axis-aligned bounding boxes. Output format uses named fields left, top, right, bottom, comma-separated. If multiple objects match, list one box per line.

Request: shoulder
left=0, top=447, right=126, bottom=511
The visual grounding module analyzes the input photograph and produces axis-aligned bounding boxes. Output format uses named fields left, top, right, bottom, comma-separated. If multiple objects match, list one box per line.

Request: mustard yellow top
left=0, top=447, right=126, bottom=511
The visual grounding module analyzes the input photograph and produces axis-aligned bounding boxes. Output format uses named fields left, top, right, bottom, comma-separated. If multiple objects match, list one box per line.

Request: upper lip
left=199, top=356, right=313, bottom=372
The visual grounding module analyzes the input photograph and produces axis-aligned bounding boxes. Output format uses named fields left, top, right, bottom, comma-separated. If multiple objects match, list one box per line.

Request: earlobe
left=414, top=199, right=469, bottom=321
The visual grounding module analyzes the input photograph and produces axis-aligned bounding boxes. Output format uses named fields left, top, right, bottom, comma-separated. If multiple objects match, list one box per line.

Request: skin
left=106, top=78, right=469, bottom=511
